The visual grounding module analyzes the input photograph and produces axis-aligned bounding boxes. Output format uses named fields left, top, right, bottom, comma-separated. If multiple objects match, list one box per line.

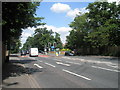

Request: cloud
left=66, top=7, right=89, bottom=19
left=107, top=0, right=119, bottom=5
left=50, top=3, right=71, bottom=13
left=20, top=28, right=35, bottom=48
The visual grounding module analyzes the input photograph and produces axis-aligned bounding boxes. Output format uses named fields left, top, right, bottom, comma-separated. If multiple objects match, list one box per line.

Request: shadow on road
left=2, top=55, right=42, bottom=81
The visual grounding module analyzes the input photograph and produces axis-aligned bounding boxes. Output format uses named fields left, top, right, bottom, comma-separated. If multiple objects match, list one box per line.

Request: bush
left=60, top=48, right=71, bottom=51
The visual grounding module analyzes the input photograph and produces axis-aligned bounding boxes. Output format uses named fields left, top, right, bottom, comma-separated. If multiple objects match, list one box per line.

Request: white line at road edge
left=54, top=59, right=62, bottom=61
left=106, top=63, right=119, bottom=69
left=56, top=62, right=70, bottom=66
left=45, top=63, right=56, bottom=67
left=34, top=64, right=43, bottom=68
left=92, top=66, right=120, bottom=72
left=62, top=69, right=91, bottom=81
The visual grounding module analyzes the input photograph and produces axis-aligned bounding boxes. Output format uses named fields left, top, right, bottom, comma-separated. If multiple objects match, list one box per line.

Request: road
left=15, top=54, right=119, bottom=88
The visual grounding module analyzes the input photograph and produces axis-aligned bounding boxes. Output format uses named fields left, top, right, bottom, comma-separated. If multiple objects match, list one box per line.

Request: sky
left=20, top=0, right=119, bottom=48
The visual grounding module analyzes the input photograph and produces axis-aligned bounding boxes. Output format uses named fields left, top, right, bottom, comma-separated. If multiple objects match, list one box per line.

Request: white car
left=29, top=48, right=38, bottom=57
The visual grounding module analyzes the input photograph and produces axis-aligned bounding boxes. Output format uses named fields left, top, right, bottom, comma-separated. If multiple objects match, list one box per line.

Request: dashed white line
left=34, top=64, right=43, bottom=68
left=45, top=63, right=56, bottom=67
left=62, top=69, right=91, bottom=80
left=56, top=62, right=70, bottom=66
left=92, top=66, right=120, bottom=72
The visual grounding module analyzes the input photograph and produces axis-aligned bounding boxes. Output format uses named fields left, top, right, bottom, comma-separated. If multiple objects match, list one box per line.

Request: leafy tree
left=66, top=13, right=89, bottom=50
left=54, top=32, right=63, bottom=49
left=10, top=39, right=21, bottom=53
left=66, top=1, right=120, bottom=55
left=86, top=2, right=120, bottom=47
left=2, top=2, right=45, bottom=48
left=22, top=27, right=63, bottom=51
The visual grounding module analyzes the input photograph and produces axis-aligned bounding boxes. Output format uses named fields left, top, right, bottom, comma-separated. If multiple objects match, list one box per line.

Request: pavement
left=2, top=55, right=40, bottom=88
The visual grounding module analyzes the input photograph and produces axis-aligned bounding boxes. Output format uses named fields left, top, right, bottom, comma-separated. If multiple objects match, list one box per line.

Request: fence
left=76, top=46, right=120, bottom=57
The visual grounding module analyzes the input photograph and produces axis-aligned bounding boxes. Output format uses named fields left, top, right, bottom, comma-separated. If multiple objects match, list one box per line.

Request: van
left=29, top=48, right=38, bottom=57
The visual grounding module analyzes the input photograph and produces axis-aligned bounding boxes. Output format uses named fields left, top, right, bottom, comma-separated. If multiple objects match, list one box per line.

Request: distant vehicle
left=21, top=50, right=27, bottom=56
left=29, top=48, right=38, bottom=57
left=65, top=51, right=74, bottom=56
left=26, top=50, right=29, bottom=54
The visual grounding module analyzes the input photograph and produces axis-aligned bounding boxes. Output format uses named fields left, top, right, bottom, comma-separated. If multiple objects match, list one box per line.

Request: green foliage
left=22, top=27, right=63, bottom=50
left=66, top=2, right=120, bottom=56
left=10, top=39, right=21, bottom=53
left=60, top=48, right=71, bottom=51
left=2, top=2, right=44, bottom=45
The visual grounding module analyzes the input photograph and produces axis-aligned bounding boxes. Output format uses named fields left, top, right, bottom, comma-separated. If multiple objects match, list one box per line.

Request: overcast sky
left=20, top=0, right=119, bottom=48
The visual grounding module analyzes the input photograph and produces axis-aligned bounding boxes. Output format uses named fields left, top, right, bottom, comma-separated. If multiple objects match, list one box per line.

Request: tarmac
left=1, top=52, right=63, bottom=89
left=2, top=54, right=41, bottom=89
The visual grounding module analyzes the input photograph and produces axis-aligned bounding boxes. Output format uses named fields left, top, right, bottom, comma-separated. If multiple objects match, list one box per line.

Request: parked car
left=65, top=51, right=75, bottom=56
left=26, top=50, right=29, bottom=54
left=21, top=50, right=27, bottom=56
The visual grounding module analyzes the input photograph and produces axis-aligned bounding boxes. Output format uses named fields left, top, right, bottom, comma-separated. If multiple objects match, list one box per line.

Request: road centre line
left=45, top=63, right=56, bottom=67
left=62, top=69, right=91, bottom=81
left=34, top=64, right=43, bottom=69
left=56, top=62, right=70, bottom=66
left=92, top=66, right=120, bottom=72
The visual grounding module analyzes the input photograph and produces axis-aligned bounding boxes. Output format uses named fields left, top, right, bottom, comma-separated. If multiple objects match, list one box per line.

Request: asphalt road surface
left=16, top=54, right=119, bottom=88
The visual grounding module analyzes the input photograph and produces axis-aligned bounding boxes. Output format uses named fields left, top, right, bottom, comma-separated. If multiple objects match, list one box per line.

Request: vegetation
left=66, top=2, right=120, bottom=56
left=2, top=2, right=44, bottom=53
left=22, top=27, right=63, bottom=51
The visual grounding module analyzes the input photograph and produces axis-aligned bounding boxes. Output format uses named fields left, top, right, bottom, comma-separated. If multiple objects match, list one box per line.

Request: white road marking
left=28, top=57, right=36, bottom=60
left=39, top=61, right=43, bottom=62
left=92, top=66, right=120, bottom=72
left=34, top=64, right=43, bottom=68
left=65, top=61, right=81, bottom=65
left=62, top=57, right=115, bottom=65
left=56, top=62, right=70, bottom=66
left=45, top=63, right=56, bottom=67
left=62, top=69, right=91, bottom=80
left=54, top=59, right=62, bottom=61
left=106, top=63, right=119, bottom=69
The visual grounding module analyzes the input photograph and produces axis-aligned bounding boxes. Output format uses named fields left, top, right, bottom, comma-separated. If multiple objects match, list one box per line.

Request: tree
left=66, top=13, right=89, bottom=50
left=2, top=2, right=44, bottom=62
left=86, top=2, right=120, bottom=47
left=10, top=39, right=21, bottom=53
left=22, top=27, right=63, bottom=51
left=66, top=1, right=120, bottom=55
left=54, top=32, right=63, bottom=49
left=2, top=2, right=44, bottom=44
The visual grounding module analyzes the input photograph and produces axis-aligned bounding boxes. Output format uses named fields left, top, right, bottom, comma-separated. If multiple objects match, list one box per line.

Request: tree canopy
left=22, top=27, right=63, bottom=51
left=66, top=2, right=120, bottom=56
left=2, top=2, right=45, bottom=45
